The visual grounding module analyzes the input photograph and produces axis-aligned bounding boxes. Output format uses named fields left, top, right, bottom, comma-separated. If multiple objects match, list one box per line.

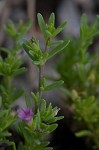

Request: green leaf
left=46, top=124, right=58, bottom=133
left=80, top=14, right=88, bottom=39
left=31, top=92, right=39, bottom=106
left=58, top=21, right=67, bottom=30
left=44, top=80, right=64, bottom=91
left=0, top=47, right=9, bottom=53
left=43, top=115, right=54, bottom=123
left=37, top=13, right=46, bottom=37
left=35, top=110, right=41, bottom=129
left=0, top=131, right=11, bottom=138
left=48, top=40, right=70, bottom=59
left=45, top=30, right=52, bottom=39
left=5, top=20, right=16, bottom=38
left=0, top=109, right=16, bottom=132
left=23, top=41, right=34, bottom=59
left=18, top=19, right=32, bottom=35
left=32, top=60, right=42, bottom=66
left=48, top=13, right=55, bottom=26
left=12, top=67, right=27, bottom=77
left=55, top=116, right=64, bottom=121
left=5, top=19, right=32, bottom=41
left=48, top=40, right=63, bottom=47
left=52, top=22, right=67, bottom=37
left=80, top=13, right=99, bottom=47
left=75, top=130, right=92, bottom=137
left=38, top=141, right=50, bottom=148
left=40, top=99, right=46, bottom=115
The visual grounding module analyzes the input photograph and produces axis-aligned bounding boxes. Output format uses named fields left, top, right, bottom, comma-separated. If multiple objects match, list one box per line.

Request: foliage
left=57, top=14, right=99, bottom=149
left=74, top=96, right=99, bottom=149
left=0, top=13, right=68, bottom=149
left=57, top=14, right=99, bottom=99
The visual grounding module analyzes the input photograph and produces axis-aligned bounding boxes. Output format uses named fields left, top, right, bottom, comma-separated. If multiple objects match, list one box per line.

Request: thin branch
left=38, top=39, right=50, bottom=107
left=45, top=39, right=50, bottom=52
left=38, top=65, right=44, bottom=109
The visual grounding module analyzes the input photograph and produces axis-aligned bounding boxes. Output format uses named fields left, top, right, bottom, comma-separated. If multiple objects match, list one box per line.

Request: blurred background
left=0, top=0, right=99, bottom=150
left=0, top=0, right=99, bottom=44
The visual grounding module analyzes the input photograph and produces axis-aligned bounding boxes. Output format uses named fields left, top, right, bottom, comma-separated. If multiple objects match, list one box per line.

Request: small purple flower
left=18, top=107, right=33, bottom=122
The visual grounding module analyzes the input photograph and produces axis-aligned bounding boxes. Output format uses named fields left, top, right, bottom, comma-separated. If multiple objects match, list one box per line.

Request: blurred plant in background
left=0, top=20, right=32, bottom=108
left=57, top=14, right=99, bottom=149
left=0, top=18, right=31, bottom=150
left=57, top=14, right=99, bottom=100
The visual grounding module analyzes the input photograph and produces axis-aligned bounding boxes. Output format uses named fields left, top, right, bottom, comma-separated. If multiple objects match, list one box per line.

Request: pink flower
left=18, top=107, right=33, bottom=122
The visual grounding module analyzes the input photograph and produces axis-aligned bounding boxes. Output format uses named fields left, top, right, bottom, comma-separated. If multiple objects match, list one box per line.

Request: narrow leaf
left=40, top=99, right=46, bottom=115
left=31, top=92, right=39, bottom=106
left=37, top=13, right=46, bottom=36
left=75, top=130, right=92, bottom=137
left=48, top=13, right=55, bottom=26
left=13, top=67, right=27, bottom=77
left=48, top=40, right=70, bottom=59
left=48, top=40, right=63, bottom=47
left=23, top=42, right=33, bottom=59
left=47, top=124, right=58, bottom=133
left=52, top=22, right=67, bottom=37
left=35, top=110, right=41, bottom=129
left=44, top=80, right=64, bottom=91
left=0, top=131, right=11, bottom=138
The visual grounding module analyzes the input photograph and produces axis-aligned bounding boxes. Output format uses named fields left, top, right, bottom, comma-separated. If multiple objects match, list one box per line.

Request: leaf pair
left=37, top=13, right=67, bottom=40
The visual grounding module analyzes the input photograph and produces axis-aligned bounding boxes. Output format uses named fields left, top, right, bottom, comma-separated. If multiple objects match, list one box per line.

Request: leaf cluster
left=15, top=96, right=63, bottom=150
left=37, top=13, right=67, bottom=40
left=0, top=20, right=29, bottom=108
left=57, top=14, right=99, bottom=99
left=0, top=108, right=16, bottom=150
left=57, top=14, right=99, bottom=149
left=73, top=96, right=99, bottom=149
left=5, top=20, right=32, bottom=42
left=23, top=13, right=69, bottom=66
left=0, top=19, right=31, bottom=149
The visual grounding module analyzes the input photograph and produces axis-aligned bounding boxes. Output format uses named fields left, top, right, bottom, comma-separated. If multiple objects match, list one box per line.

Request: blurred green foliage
left=57, top=14, right=99, bottom=149
left=57, top=14, right=99, bottom=99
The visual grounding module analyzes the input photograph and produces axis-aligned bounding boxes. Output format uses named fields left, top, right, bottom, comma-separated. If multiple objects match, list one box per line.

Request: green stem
left=38, top=65, right=44, bottom=100
left=45, top=38, right=49, bottom=52
left=38, top=39, right=50, bottom=108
